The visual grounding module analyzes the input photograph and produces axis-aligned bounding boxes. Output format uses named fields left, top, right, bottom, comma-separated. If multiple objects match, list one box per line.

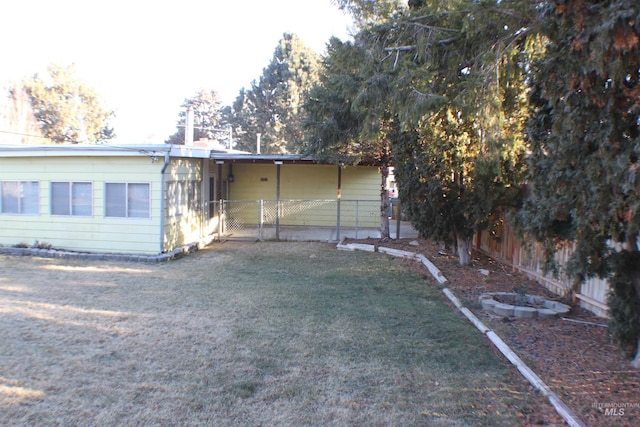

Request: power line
left=0, top=129, right=51, bottom=140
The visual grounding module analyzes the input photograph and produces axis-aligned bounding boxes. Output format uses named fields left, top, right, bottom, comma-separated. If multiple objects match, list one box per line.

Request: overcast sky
left=0, top=0, right=353, bottom=144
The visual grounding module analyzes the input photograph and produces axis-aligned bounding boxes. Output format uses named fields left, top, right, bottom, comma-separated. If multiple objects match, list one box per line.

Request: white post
left=185, top=107, right=194, bottom=146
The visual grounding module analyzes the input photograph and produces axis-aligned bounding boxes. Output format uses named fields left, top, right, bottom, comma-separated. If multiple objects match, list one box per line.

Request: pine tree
left=166, top=89, right=227, bottom=145
left=228, top=33, right=321, bottom=153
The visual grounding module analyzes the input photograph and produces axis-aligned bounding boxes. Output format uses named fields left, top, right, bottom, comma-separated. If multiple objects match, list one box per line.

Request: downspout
left=159, top=150, right=171, bottom=254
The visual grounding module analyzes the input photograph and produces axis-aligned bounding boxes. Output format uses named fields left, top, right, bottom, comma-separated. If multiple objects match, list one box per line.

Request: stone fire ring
left=479, top=292, right=571, bottom=319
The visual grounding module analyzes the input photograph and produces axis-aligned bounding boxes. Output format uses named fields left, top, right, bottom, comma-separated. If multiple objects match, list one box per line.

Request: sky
left=0, top=0, right=353, bottom=144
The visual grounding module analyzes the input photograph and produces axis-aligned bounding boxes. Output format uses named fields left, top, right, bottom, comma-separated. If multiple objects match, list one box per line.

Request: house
left=0, top=143, right=382, bottom=256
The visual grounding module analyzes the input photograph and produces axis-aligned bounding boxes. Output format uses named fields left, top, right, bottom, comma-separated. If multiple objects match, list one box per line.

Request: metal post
left=218, top=199, right=223, bottom=241
left=396, top=199, right=401, bottom=239
left=216, top=161, right=224, bottom=241
left=258, top=199, right=264, bottom=240
left=336, top=165, right=342, bottom=241
left=355, top=200, right=359, bottom=239
left=275, top=161, right=282, bottom=240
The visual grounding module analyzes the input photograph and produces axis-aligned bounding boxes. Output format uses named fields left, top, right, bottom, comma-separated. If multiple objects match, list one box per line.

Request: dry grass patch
left=1, top=242, right=554, bottom=426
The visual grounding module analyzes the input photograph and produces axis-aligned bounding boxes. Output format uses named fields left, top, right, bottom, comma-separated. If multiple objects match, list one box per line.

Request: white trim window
left=51, top=182, right=93, bottom=216
left=105, top=183, right=150, bottom=218
left=0, top=181, right=39, bottom=215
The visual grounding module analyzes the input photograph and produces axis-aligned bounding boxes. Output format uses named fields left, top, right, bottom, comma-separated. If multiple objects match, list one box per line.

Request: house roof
left=0, top=144, right=208, bottom=159
left=0, top=144, right=377, bottom=166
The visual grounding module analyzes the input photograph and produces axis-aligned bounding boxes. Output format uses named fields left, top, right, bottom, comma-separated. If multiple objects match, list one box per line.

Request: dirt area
left=351, top=237, right=640, bottom=427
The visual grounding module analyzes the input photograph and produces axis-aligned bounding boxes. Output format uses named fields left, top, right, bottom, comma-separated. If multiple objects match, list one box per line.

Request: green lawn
left=0, top=242, right=548, bottom=426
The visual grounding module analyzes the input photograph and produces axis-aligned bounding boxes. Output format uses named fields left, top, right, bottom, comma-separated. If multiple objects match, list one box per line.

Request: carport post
left=216, top=161, right=224, bottom=240
left=275, top=161, right=282, bottom=240
left=396, top=199, right=401, bottom=240
left=336, top=165, right=342, bottom=240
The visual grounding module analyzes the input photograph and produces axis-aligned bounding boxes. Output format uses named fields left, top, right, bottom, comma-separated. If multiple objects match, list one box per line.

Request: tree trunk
left=456, top=235, right=472, bottom=266
left=380, top=162, right=390, bottom=241
left=624, top=231, right=640, bottom=369
left=632, top=340, right=640, bottom=369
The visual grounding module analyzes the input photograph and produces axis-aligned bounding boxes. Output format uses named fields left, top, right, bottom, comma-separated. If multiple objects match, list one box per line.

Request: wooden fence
left=475, top=217, right=610, bottom=318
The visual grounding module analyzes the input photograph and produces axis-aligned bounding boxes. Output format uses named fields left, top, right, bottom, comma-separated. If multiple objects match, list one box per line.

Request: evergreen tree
left=309, top=1, right=534, bottom=255
left=19, top=63, right=114, bottom=144
left=333, top=0, right=405, bottom=25
left=228, top=33, right=321, bottom=153
left=515, top=0, right=640, bottom=366
left=364, top=0, right=534, bottom=264
left=166, top=89, right=228, bottom=145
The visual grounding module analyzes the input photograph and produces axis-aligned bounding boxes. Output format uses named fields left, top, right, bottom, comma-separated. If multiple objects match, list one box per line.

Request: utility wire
left=0, top=129, right=51, bottom=140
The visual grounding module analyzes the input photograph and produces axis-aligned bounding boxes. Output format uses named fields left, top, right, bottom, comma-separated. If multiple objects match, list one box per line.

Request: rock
left=409, top=240, right=419, bottom=246
left=543, top=300, right=571, bottom=315
left=479, top=269, right=490, bottom=276
left=538, top=308, right=558, bottom=319
left=526, top=295, right=546, bottom=305
left=514, top=306, right=538, bottom=318
left=493, top=302, right=515, bottom=317
left=481, top=298, right=498, bottom=311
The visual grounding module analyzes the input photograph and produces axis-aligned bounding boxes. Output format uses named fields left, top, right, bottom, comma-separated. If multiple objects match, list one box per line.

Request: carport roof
left=209, top=152, right=316, bottom=164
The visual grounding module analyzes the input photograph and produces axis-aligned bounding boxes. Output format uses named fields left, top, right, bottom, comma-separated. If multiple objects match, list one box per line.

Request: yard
left=0, top=242, right=559, bottom=426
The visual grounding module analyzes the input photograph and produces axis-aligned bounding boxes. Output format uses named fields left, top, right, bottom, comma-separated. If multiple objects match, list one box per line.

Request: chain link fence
left=209, top=199, right=402, bottom=241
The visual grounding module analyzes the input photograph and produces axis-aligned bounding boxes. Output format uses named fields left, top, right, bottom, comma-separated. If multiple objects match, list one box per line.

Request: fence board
left=476, top=216, right=610, bottom=318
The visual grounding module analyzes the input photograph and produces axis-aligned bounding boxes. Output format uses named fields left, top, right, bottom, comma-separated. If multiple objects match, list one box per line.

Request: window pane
left=21, top=182, right=39, bottom=214
left=105, top=183, right=126, bottom=217
left=1, top=181, right=19, bottom=213
left=127, top=183, right=150, bottom=218
left=72, top=183, right=92, bottom=216
left=51, top=182, right=70, bottom=215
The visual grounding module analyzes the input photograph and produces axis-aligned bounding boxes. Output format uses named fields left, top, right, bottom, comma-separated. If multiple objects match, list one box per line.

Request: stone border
left=337, top=240, right=448, bottom=285
left=479, top=292, right=571, bottom=319
left=0, top=235, right=217, bottom=263
left=337, top=239, right=586, bottom=427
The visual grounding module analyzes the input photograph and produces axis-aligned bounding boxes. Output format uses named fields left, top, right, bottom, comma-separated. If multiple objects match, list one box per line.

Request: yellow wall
left=0, top=155, right=163, bottom=254
left=162, top=158, right=206, bottom=252
left=226, top=163, right=380, bottom=227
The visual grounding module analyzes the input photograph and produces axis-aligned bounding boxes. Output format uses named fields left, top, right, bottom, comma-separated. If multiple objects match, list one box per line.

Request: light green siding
left=0, top=156, right=163, bottom=254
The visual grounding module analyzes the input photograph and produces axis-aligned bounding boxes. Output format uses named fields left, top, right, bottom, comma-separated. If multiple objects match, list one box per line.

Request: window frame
left=50, top=181, right=93, bottom=217
left=0, top=180, right=40, bottom=215
left=104, top=182, right=151, bottom=219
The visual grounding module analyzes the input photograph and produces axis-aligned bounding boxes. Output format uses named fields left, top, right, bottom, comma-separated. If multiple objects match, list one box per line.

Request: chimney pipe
left=256, top=133, right=261, bottom=154
left=185, top=107, right=194, bottom=146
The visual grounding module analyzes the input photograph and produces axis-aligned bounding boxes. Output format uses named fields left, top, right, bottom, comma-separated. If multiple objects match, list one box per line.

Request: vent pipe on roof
left=257, top=133, right=261, bottom=154
left=185, top=107, right=194, bottom=146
